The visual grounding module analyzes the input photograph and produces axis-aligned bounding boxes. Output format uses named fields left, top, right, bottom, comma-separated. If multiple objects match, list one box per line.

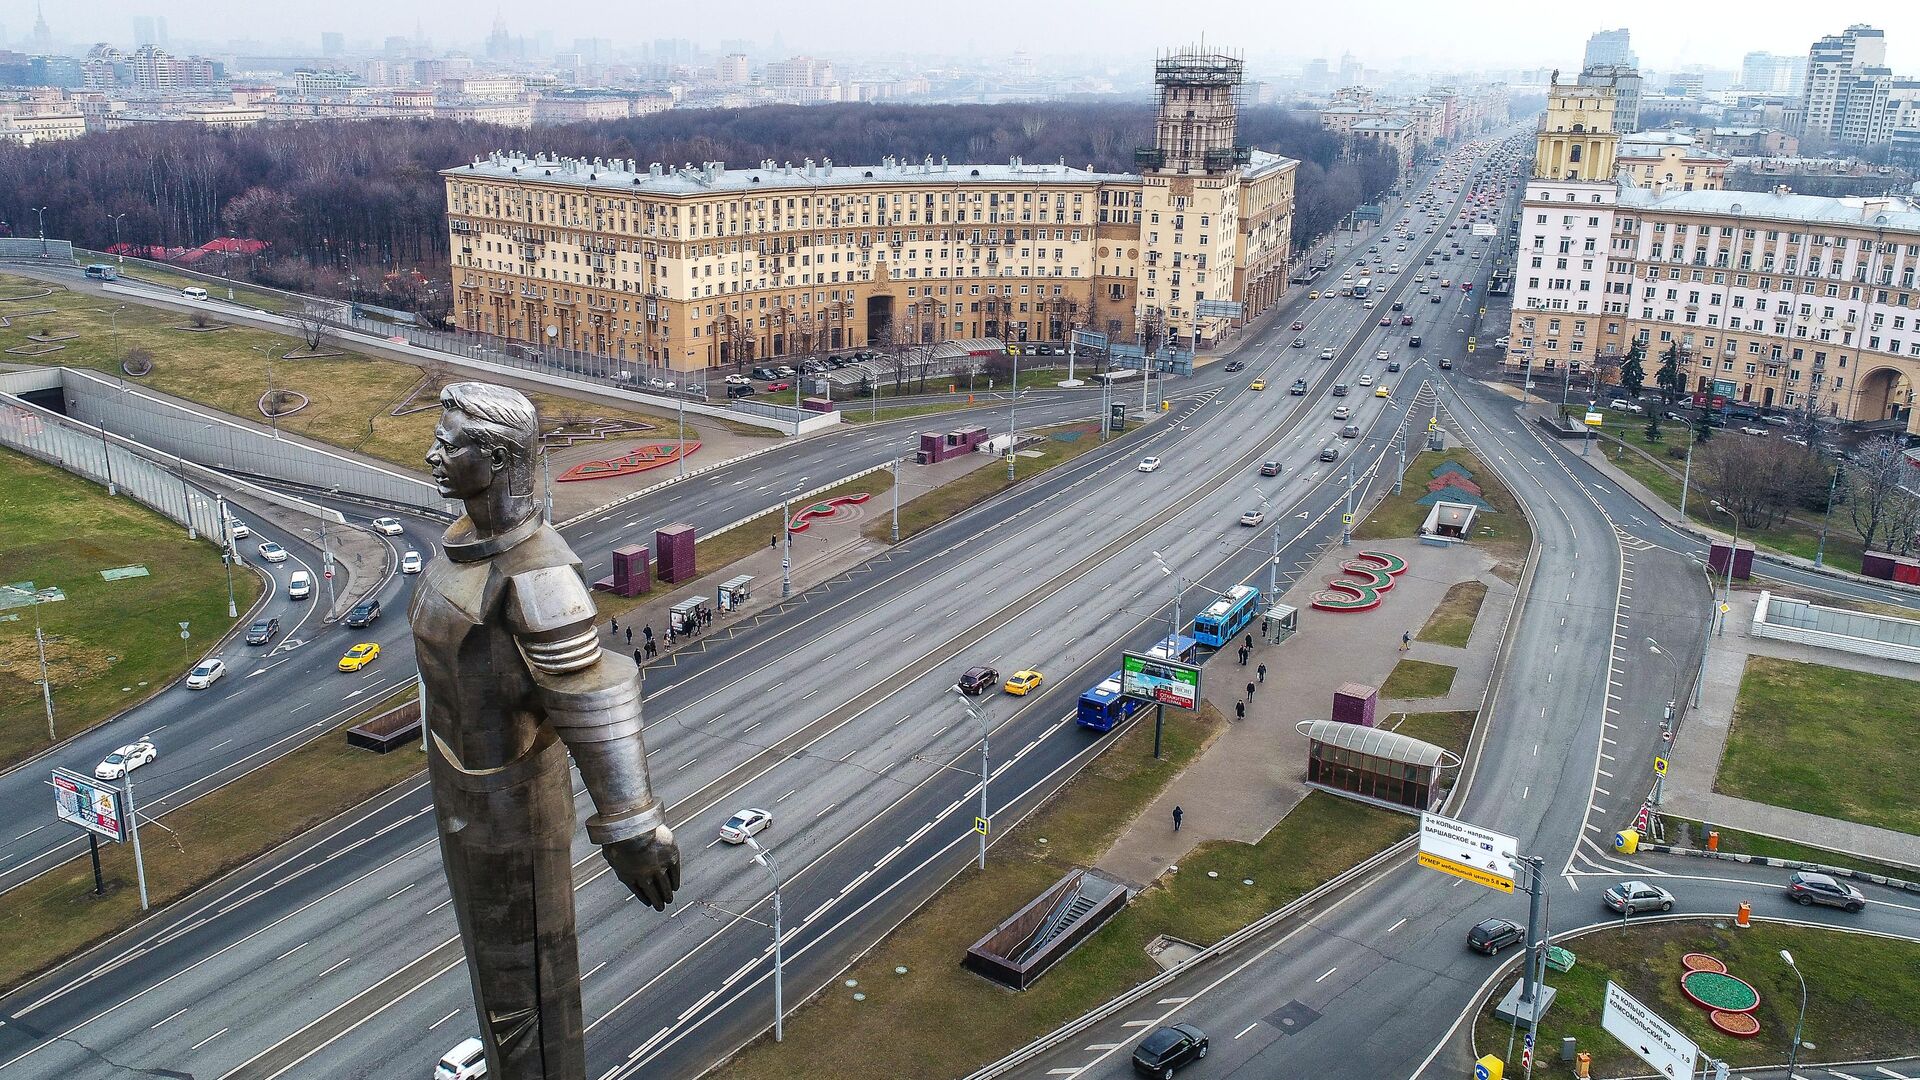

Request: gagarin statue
left=410, top=382, right=679, bottom=1079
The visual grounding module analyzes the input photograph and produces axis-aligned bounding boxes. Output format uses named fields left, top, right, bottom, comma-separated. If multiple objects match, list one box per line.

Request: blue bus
left=1076, top=671, right=1141, bottom=732
left=1147, top=634, right=1198, bottom=663
left=1193, top=585, right=1261, bottom=648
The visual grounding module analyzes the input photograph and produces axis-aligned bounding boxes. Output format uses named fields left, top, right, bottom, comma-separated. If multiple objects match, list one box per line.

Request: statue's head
left=428, top=382, right=539, bottom=502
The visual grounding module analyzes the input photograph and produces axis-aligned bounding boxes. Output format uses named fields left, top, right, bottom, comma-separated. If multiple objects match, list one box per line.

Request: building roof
left=1616, top=185, right=1920, bottom=231
left=1351, top=118, right=1412, bottom=132
left=1622, top=130, right=1695, bottom=146
left=1243, top=148, right=1297, bottom=180
left=1300, top=719, right=1454, bottom=769
left=445, top=151, right=1137, bottom=196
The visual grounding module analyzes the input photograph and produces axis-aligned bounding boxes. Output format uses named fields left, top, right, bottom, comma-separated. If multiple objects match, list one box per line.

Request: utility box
left=1707, top=539, right=1754, bottom=581
left=1332, top=682, right=1378, bottom=727
left=655, top=524, right=697, bottom=584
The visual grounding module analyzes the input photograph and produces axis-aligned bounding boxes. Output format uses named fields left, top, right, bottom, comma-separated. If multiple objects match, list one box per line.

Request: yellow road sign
left=1418, top=851, right=1516, bottom=893
left=1653, top=756, right=1668, bottom=777
left=1428, top=417, right=1439, bottom=430
left=974, top=816, right=990, bottom=836
left=1342, top=513, right=1354, bottom=525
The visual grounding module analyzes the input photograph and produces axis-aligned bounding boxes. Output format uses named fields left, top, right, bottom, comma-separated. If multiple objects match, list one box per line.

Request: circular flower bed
left=1681, top=952, right=1727, bottom=973
left=1680, top=969, right=1760, bottom=1013
left=1709, top=1009, right=1762, bottom=1038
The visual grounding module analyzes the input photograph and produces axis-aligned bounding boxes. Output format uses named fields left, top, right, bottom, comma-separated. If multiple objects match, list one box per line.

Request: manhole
left=1263, top=1000, right=1321, bottom=1035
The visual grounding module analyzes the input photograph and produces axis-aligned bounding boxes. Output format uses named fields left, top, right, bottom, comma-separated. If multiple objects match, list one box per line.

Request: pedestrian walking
left=610, top=615, right=619, bottom=635
left=1401, top=630, right=1411, bottom=652
left=1257, top=663, right=1268, bottom=684
left=625, top=626, right=633, bottom=646
left=646, top=639, right=657, bottom=659
left=1235, top=701, right=1245, bottom=722
left=643, top=625, right=653, bottom=642
left=632, top=648, right=642, bottom=666
left=1172, top=805, right=1184, bottom=832
left=1244, top=633, right=1254, bottom=651
left=771, top=533, right=778, bottom=549
left=1246, top=680, right=1256, bottom=701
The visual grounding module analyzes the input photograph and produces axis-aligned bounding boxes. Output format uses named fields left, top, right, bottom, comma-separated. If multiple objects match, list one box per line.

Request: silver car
left=1784, top=871, right=1866, bottom=912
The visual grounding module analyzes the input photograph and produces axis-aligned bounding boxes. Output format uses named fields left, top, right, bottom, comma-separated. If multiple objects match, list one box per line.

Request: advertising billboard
left=1120, top=652, right=1200, bottom=711
left=52, top=767, right=124, bottom=842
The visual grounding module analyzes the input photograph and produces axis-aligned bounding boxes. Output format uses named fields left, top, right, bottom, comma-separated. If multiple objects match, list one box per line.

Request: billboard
left=52, top=767, right=124, bottom=842
left=1418, top=811, right=1517, bottom=891
left=1471, top=223, right=1496, bottom=237
left=1602, top=982, right=1698, bottom=1079
left=1120, top=652, right=1200, bottom=711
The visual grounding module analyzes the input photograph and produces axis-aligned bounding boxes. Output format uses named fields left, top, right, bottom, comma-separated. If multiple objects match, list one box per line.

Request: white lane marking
left=1315, top=967, right=1338, bottom=983
left=1235, top=1022, right=1260, bottom=1039
left=428, top=1010, right=459, bottom=1031
left=275, top=942, right=308, bottom=961
left=151, top=1007, right=188, bottom=1029
left=191, top=1028, right=229, bottom=1051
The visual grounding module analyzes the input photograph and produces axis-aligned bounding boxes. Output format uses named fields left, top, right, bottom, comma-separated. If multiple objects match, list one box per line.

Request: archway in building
left=1855, top=366, right=1915, bottom=426
left=865, top=295, right=894, bottom=347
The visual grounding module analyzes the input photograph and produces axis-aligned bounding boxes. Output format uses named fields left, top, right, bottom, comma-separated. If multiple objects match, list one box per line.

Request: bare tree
left=285, top=303, right=333, bottom=353
left=1847, top=436, right=1920, bottom=551
left=1699, top=438, right=1824, bottom=529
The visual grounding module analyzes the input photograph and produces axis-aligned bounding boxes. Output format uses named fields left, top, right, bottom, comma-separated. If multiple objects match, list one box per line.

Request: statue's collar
left=442, top=512, right=543, bottom=563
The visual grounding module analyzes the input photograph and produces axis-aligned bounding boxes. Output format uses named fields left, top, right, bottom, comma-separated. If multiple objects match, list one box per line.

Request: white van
left=287, top=571, right=312, bottom=601
left=435, top=1038, right=487, bottom=1079
left=181, top=286, right=208, bottom=300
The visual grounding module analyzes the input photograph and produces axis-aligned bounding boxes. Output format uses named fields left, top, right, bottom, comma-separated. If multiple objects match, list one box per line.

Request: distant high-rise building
left=321, top=31, right=345, bottom=57
left=132, top=16, right=156, bottom=47
left=717, top=53, right=750, bottom=85
left=1582, top=28, right=1636, bottom=71
left=486, top=11, right=511, bottom=60
left=1305, top=58, right=1329, bottom=89
left=1799, top=23, right=1887, bottom=144
left=1741, top=51, right=1805, bottom=95
left=29, top=3, right=51, bottom=52
left=1336, top=52, right=1361, bottom=86
left=1577, top=64, right=1641, bottom=132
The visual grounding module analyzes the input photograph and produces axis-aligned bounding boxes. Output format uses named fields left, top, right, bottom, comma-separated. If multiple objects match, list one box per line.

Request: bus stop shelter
left=717, top=574, right=753, bottom=612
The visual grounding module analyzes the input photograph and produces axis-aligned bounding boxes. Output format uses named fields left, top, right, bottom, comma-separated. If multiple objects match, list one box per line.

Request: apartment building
left=442, top=48, right=1294, bottom=373
left=1799, top=24, right=1887, bottom=145
left=1509, top=85, right=1920, bottom=432
left=1616, top=131, right=1729, bottom=191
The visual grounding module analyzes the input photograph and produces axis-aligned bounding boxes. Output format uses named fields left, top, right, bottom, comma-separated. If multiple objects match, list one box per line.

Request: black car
left=1409, top=336, right=1422, bottom=348
left=1467, top=917, right=1524, bottom=955
left=1439, top=357, right=1454, bottom=370
left=958, top=665, right=999, bottom=695
left=244, top=617, right=280, bottom=645
left=346, top=598, right=382, bottom=628
left=1133, top=1024, right=1207, bottom=1077
left=1223, top=360, right=1245, bottom=372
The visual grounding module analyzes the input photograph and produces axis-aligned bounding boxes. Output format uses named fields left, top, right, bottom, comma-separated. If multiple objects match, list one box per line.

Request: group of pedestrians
left=606, top=614, right=688, bottom=663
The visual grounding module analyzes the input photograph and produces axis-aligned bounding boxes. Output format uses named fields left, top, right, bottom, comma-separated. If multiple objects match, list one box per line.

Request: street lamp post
left=1149, top=551, right=1186, bottom=760
left=30, top=206, right=47, bottom=256
left=890, top=456, right=900, bottom=543
left=1782, top=949, right=1808, bottom=1080
left=1710, top=501, right=1742, bottom=636
left=1678, top=426, right=1696, bottom=520
left=106, top=213, right=127, bottom=263
left=743, top=835, right=785, bottom=1043
left=217, top=495, right=238, bottom=618
left=780, top=478, right=808, bottom=598
left=1814, top=460, right=1841, bottom=568
left=1007, top=344, right=1021, bottom=482
left=950, top=687, right=990, bottom=870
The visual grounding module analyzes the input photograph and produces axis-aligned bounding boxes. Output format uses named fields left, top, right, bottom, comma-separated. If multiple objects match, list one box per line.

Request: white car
left=95, top=740, right=158, bottom=781
left=1239, top=509, right=1265, bottom=527
left=401, top=550, right=424, bottom=574
left=1333, top=405, right=1351, bottom=420
left=185, top=658, right=227, bottom=689
left=1358, top=374, right=1376, bottom=387
left=1608, top=399, right=1644, bottom=414
left=434, top=1037, right=487, bottom=1080
left=257, top=541, right=288, bottom=563
left=371, top=517, right=404, bottom=536
left=228, top=520, right=252, bottom=540
left=724, top=374, right=751, bottom=386
left=287, top=570, right=312, bottom=600
left=719, top=807, right=773, bottom=844
left=1137, top=457, right=1162, bottom=473
left=1375, top=350, right=1390, bottom=362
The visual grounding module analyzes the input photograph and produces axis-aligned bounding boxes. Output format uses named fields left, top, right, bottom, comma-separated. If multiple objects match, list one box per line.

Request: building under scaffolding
left=1138, top=47, right=1251, bottom=175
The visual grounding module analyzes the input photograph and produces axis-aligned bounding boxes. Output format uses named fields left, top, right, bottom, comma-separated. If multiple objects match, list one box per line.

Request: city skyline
left=1, top=1, right=1916, bottom=74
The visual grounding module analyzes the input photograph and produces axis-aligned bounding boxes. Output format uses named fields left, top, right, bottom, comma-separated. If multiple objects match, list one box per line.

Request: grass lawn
left=1417, top=580, right=1487, bottom=647
left=0, top=273, right=703, bottom=470
left=0, top=694, right=424, bottom=991
left=598, top=470, right=897, bottom=621
left=1666, top=818, right=1917, bottom=881
left=1353, top=448, right=1532, bottom=581
left=1380, top=658, right=1458, bottom=700
left=1715, top=656, right=1920, bottom=835
left=1383, top=710, right=1476, bottom=761
left=714, top=708, right=1415, bottom=1080
left=1474, top=921, right=1920, bottom=1074
left=870, top=421, right=1140, bottom=543
left=0, top=447, right=260, bottom=770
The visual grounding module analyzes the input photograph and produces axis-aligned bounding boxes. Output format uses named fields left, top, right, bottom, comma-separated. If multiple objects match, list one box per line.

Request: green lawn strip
left=597, top=470, right=897, bottom=621
left=0, top=694, right=424, bottom=992
left=1665, top=818, right=1918, bottom=881
left=1417, top=581, right=1487, bottom=647
left=1473, top=921, right=1920, bottom=1075
left=1380, top=658, right=1458, bottom=700
left=1715, top=656, right=1920, bottom=835
left=871, top=421, right=1141, bottom=543
left=0, top=273, right=699, bottom=470
left=1353, top=447, right=1532, bottom=581
left=716, top=697, right=1413, bottom=1080
left=0, top=448, right=261, bottom=770
left=1383, top=710, right=1477, bottom=761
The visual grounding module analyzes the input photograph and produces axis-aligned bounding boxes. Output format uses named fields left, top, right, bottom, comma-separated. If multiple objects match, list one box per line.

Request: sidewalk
left=1660, top=591, right=1920, bottom=867
left=1097, top=538, right=1515, bottom=888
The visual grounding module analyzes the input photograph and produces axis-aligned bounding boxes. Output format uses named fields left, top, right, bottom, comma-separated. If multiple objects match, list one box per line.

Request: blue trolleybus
left=1192, top=585, right=1261, bottom=649
left=1076, top=635, right=1196, bottom=732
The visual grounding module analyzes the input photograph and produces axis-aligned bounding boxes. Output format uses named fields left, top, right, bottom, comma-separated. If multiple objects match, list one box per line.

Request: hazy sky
left=1, top=0, right=1911, bottom=73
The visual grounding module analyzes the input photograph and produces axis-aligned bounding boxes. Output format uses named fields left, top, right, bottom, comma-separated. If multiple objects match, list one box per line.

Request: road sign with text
left=1603, top=981, right=1698, bottom=1079
left=1418, top=812, right=1517, bottom=891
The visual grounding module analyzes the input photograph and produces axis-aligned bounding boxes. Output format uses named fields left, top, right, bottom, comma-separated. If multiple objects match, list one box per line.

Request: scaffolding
left=1137, top=47, right=1250, bottom=175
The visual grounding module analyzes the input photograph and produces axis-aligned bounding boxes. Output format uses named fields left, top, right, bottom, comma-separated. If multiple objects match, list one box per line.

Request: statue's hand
left=604, top=825, right=680, bottom=910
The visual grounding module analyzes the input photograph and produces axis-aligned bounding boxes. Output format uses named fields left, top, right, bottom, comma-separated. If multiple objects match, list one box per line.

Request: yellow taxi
left=338, top=642, right=382, bottom=672
left=1249, top=378, right=1267, bottom=391
left=1307, top=291, right=1319, bottom=300
left=1003, top=669, right=1044, bottom=695
left=1375, top=384, right=1391, bottom=398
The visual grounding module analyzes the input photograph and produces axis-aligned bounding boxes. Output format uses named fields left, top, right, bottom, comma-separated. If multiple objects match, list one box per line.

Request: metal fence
left=51, top=367, right=454, bottom=514
left=0, top=237, right=75, bottom=263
